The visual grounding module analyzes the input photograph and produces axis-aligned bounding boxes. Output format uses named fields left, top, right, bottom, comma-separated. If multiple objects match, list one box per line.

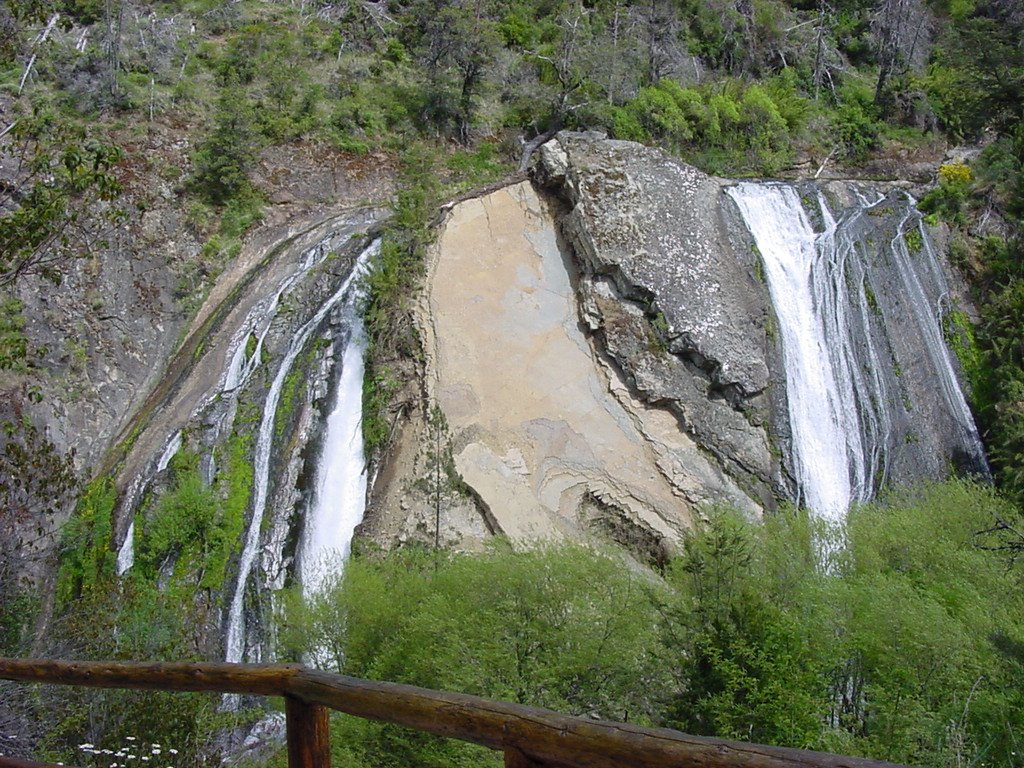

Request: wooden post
left=285, top=695, right=331, bottom=768
left=504, top=746, right=545, bottom=768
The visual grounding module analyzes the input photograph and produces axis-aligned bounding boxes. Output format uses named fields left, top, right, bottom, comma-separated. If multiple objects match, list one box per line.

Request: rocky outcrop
left=371, top=133, right=986, bottom=549
left=370, top=180, right=760, bottom=556
left=535, top=133, right=783, bottom=507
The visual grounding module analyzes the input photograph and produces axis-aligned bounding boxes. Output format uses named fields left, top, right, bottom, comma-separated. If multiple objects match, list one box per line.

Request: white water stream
left=726, top=183, right=983, bottom=521
left=295, top=301, right=369, bottom=597
left=889, top=209, right=985, bottom=453
left=224, top=240, right=378, bottom=666
left=115, top=430, right=182, bottom=575
left=727, top=184, right=858, bottom=521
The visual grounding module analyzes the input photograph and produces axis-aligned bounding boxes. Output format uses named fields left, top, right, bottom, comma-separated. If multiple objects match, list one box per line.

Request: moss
left=245, top=332, right=258, bottom=360
left=203, top=434, right=254, bottom=592
left=138, top=450, right=218, bottom=584
left=276, top=363, right=307, bottom=440
left=56, top=476, right=119, bottom=606
left=904, top=227, right=924, bottom=254
left=647, top=311, right=670, bottom=355
left=864, top=282, right=880, bottom=315
left=944, top=309, right=985, bottom=402
left=752, top=254, right=765, bottom=284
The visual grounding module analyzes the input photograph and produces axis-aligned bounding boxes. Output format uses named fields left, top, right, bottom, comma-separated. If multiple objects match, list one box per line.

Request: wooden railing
left=0, top=659, right=908, bottom=768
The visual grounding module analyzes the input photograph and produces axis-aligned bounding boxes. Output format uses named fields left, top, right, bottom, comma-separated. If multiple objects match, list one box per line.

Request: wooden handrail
left=0, top=659, right=909, bottom=768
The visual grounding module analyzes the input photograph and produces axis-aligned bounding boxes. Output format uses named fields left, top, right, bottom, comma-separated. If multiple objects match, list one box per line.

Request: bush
left=190, top=82, right=258, bottom=206
left=831, top=80, right=882, bottom=160
left=920, top=162, right=973, bottom=226
left=609, top=77, right=806, bottom=175
left=272, top=482, right=1024, bottom=766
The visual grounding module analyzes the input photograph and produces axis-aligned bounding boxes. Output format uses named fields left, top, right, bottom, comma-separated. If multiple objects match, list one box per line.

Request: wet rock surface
left=536, top=133, right=781, bottom=506
left=371, top=180, right=762, bottom=556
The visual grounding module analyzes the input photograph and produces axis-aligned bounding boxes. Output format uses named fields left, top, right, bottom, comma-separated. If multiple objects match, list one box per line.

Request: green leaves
left=281, top=544, right=668, bottom=720
left=0, top=110, right=123, bottom=289
left=610, top=76, right=805, bottom=175
left=278, top=485, right=1024, bottom=766
left=189, top=82, right=258, bottom=206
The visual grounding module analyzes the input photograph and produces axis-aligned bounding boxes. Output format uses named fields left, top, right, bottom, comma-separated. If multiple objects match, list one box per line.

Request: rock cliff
left=369, top=178, right=763, bottom=559
left=368, top=132, right=986, bottom=552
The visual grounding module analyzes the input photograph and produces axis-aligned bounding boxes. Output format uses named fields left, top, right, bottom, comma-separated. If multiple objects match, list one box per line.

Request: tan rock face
left=389, top=180, right=755, bottom=550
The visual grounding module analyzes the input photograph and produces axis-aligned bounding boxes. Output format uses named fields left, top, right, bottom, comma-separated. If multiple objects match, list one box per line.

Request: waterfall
left=224, top=240, right=378, bottom=666
left=115, top=521, right=135, bottom=576
left=116, top=431, right=182, bottom=575
left=727, top=184, right=857, bottom=521
left=726, top=183, right=984, bottom=521
left=223, top=238, right=342, bottom=393
left=889, top=209, right=985, bottom=456
left=295, top=299, right=369, bottom=597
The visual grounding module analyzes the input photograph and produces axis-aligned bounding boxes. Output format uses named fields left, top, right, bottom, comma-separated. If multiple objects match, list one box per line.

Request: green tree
left=190, top=82, right=258, bottom=206
left=659, top=508, right=831, bottom=746
left=0, top=111, right=122, bottom=290
left=417, top=405, right=463, bottom=549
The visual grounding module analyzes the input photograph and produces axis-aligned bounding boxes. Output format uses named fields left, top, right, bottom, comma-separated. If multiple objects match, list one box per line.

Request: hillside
left=1, top=0, right=1023, bottom=766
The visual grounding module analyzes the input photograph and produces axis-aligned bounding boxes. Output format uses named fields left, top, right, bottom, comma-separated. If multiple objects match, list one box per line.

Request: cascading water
left=726, top=182, right=985, bottom=521
left=223, top=234, right=350, bottom=394
left=889, top=207, right=984, bottom=455
left=223, top=239, right=378, bottom=667
left=115, top=430, right=182, bottom=575
left=295, top=297, right=369, bottom=597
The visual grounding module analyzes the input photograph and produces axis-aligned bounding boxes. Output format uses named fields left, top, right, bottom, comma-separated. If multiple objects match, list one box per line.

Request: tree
left=658, top=508, right=831, bottom=746
left=402, top=0, right=502, bottom=141
left=190, top=81, right=258, bottom=205
left=0, top=111, right=122, bottom=290
left=869, top=0, right=932, bottom=113
left=419, top=404, right=462, bottom=550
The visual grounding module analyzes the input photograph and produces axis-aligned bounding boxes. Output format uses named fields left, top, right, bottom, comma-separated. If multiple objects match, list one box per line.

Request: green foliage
left=190, top=82, right=259, bottom=206
left=0, top=294, right=28, bottom=371
left=276, top=365, right=306, bottom=439
left=610, top=77, right=806, bottom=175
left=903, top=226, right=923, bottom=253
left=362, top=144, right=438, bottom=454
left=135, top=444, right=251, bottom=595
left=137, top=451, right=218, bottom=583
left=663, top=485, right=1024, bottom=764
left=40, top=578, right=245, bottom=768
left=280, top=543, right=667, bottom=721
left=920, top=162, right=973, bottom=225
left=977, top=278, right=1024, bottom=502
left=361, top=366, right=398, bottom=455
left=275, top=483, right=1024, bottom=767
left=206, top=433, right=252, bottom=591
left=831, top=80, right=882, bottom=160
left=661, top=508, right=831, bottom=746
left=838, top=483, right=1024, bottom=765
left=56, top=476, right=118, bottom=605
left=944, top=309, right=986, bottom=407
left=444, top=142, right=508, bottom=189
left=0, top=109, right=122, bottom=289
